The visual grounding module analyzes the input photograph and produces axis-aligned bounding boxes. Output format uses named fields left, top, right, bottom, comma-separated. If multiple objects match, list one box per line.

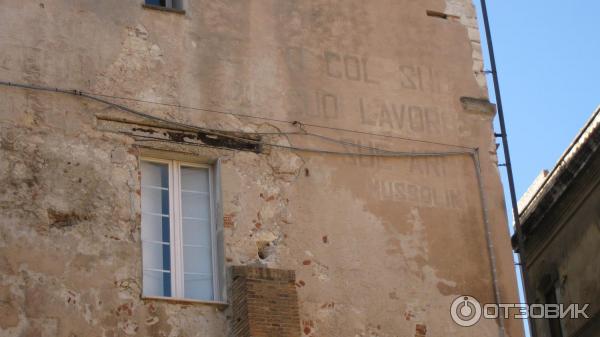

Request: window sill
left=142, top=4, right=186, bottom=15
left=141, top=295, right=228, bottom=309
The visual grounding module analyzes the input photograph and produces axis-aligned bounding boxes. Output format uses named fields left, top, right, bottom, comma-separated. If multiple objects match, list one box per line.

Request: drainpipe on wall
left=478, top=1, right=537, bottom=337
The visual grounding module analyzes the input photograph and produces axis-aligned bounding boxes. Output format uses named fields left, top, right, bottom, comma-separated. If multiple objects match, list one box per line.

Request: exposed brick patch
left=415, top=323, right=427, bottom=337
left=47, top=209, right=89, bottom=228
left=302, top=260, right=311, bottom=265
left=231, top=266, right=300, bottom=337
left=224, top=214, right=234, bottom=228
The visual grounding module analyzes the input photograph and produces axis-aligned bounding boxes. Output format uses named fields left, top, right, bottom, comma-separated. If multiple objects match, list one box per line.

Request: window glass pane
left=181, top=166, right=209, bottom=192
left=145, top=0, right=166, bottom=7
left=142, top=241, right=171, bottom=271
left=141, top=161, right=171, bottom=297
left=141, top=161, right=169, bottom=188
left=141, top=188, right=170, bottom=216
left=183, top=219, right=211, bottom=247
left=183, top=246, right=212, bottom=274
left=141, top=213, right=169, bottom=243
left=180, top=166, right=213, bottom=300
left=184, top=274, right=213, bottom=300
left=143, top=270, right=171, bottom=297
left=141, top=162, right=169, bottom=217
left=172, top=0, right=183, bottom=10
left=181, top=193, right=210, bottom=219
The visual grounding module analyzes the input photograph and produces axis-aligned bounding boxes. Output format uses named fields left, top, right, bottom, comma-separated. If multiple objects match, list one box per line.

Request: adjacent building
left=517, top=107, right=600, bottom=337
left=0, top=1, right=523, bottom=336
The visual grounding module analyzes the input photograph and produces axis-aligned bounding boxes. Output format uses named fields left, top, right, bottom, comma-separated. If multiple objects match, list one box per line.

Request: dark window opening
left=145, top=0, right=165, bottom=6
left=144, top=0, right=183, bottom=11
left=544, top=288, right=563, bottom=337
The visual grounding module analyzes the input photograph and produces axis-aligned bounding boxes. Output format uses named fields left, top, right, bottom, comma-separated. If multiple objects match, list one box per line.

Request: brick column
left=230, top=266, right=301, bottom=337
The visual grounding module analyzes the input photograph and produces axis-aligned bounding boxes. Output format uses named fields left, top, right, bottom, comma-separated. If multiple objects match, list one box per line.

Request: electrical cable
left=0, top=80, right=474, bottom=158
left=89, top=89, right=463, bottom=157
left=92, top=91, right=475, bottom=150
left=123, top=132, right=472, bottom=158
left=0, top=80, right=474, bottom=150
left=304, top=130, right=470, bottom=156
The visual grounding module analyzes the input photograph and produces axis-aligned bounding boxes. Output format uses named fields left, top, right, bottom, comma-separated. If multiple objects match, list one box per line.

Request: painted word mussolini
left=370, top=178, right=464, bottom=210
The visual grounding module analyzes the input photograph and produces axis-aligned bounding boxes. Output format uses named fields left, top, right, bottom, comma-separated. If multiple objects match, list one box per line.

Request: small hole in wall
left=305, top=168, right=310, bottom=177
left=426, top=10, right=448, bottom=19
left=257, top=241, right=271, bottom=260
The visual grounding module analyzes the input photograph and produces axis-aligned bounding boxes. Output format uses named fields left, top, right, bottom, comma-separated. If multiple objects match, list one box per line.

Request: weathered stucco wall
left=0, top=1, right=523, bottom=336
left=522, top=150, right=600, bottom=337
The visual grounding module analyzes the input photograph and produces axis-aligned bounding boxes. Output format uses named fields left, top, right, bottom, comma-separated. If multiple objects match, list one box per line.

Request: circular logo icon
left=450, top=295, right=482, bottom=327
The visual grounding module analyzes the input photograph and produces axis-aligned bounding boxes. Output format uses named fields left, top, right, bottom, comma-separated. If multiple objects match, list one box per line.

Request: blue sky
left=473, top=2, right=600, bottom=335
left=475, top=1, right=600, bottom=210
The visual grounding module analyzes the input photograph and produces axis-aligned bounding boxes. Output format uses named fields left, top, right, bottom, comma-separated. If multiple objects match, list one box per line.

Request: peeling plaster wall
left=0, top=1, right=522, bottom=336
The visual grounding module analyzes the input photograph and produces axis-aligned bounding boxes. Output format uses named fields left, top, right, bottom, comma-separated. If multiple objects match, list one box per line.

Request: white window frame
left=140, top=157, right=220, bottom=301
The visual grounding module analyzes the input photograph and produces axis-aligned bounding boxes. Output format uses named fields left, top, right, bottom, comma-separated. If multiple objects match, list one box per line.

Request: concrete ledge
left=460, top=97, right=496, bottom=118
left=141, top=295, right=228, bottom=309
